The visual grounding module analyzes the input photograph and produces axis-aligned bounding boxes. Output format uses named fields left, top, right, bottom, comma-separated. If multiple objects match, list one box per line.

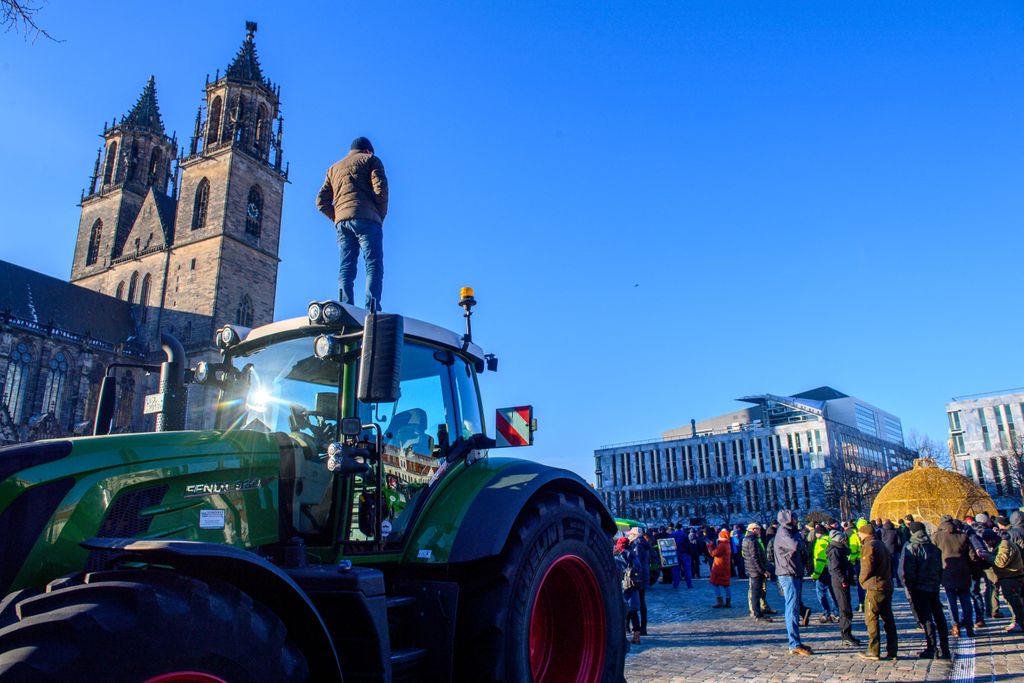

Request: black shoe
left=917, top=649, right=935, bottom=659
left=937, top=651, right=951, bottom=660
left=639, top=629, right=648, bottom=635
left=841, top=635, right=862, bottom=647
left=754, top=614, right=773, bottom=623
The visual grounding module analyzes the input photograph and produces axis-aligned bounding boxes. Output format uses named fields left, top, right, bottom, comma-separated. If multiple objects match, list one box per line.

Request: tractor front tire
left=0, top=569, right=308, bottom=683
left=455, top=490, right=625, bottom=683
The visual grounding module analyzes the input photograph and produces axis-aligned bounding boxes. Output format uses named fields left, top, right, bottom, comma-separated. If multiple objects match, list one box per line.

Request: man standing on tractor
left=317, top=136, right=389, bottom=310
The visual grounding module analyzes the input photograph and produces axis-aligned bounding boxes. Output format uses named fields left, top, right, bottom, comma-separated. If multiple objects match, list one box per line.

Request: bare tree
left=2, top=0, right=59, bottom=42
left=995, top=435, right=1024, bottom=507
left=906, top=430, right=952, bottom=470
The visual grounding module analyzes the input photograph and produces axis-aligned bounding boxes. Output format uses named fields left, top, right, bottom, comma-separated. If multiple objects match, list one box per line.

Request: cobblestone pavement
left=624, top=576, right=1024, bottom=682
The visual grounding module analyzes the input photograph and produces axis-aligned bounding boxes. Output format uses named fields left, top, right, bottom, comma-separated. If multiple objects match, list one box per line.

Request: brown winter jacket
left=859, top=535, right=893, bottom=592
left=317, top=150, right=389, bottom=225
left=932, top=520, right=973, bottom=591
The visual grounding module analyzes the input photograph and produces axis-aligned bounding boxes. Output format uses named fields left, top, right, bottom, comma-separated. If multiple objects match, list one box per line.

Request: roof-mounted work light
left=308, top=300, right=344, bottom=325
left=216, top=325, right=241, bottom=350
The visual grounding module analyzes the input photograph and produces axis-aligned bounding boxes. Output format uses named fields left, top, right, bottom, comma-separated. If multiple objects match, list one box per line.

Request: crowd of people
left=613, top=509, right=1024, bottom=661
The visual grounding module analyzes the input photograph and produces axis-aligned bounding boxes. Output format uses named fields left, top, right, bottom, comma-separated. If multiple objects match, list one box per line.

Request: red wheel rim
left=142, top=674, right=227, bottom=683
left=528, top=554, right=606, bottom=683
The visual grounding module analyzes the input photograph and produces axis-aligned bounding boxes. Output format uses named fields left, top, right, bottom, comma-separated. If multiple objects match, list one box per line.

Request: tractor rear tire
left=0, top=569, right=308, bottom=683
left=455, top=490, right=625, bottom=683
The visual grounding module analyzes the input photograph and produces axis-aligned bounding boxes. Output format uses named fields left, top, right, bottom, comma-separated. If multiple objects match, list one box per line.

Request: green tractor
left=0, top=293, right=623, bottom=682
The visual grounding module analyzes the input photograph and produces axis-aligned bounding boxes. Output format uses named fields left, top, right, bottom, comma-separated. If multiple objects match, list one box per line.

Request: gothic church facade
left=0, top=23, right=287, bottom=443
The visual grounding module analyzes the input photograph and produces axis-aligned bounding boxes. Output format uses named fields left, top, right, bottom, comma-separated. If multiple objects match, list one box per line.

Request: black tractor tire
left=0, top=569, right=308, bottom=683
left=454, top=490, right=625, bottom=683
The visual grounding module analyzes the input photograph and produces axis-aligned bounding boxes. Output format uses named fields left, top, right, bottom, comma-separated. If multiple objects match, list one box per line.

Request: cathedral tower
left=168, top=21, right=287, bottom=349
left=71, top=77, right=178, bottom=284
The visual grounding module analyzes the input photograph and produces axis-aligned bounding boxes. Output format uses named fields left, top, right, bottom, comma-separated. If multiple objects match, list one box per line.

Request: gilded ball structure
left=870, top=458, right=997, bottom=529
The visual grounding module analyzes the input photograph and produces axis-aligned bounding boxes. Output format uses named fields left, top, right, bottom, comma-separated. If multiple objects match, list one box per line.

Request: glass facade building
left=946, top=390, right=1024, bottom=513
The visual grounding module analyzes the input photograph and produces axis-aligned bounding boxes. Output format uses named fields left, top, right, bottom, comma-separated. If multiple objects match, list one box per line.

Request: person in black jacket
left=933, top=517, right=975, bottom=637
left=899, top=522, right=951, bottom=659
left=628, top=528, right=651, bottom=635
left=743, top=522, right=773, bottom=622
left=881, top=520, right=903, bottom=587
left=826, top=529, right=861, bottom=647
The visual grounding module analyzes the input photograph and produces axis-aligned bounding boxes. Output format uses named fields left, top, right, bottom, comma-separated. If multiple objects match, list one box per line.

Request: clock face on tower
left=247, top=200, right=260, bottom=221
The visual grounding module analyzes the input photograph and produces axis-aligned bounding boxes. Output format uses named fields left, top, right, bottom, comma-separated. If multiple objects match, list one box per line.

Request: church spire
left=224, top=21, right=267, bottom=86
left=120, top=76, right=166, bottom=135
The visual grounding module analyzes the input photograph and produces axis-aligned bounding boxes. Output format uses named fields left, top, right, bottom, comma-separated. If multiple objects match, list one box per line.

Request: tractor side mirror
left=494, top=406, right=536, bottom=448
left=357, top=313, right=403, bottom=404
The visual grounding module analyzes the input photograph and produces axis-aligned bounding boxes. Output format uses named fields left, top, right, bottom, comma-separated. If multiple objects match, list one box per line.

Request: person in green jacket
left=847, top=518, right=867, bottom=611
left=810, top=524, right=837, bottom=623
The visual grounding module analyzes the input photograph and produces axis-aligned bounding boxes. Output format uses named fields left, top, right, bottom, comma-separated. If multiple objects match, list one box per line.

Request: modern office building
left=594, top=387, right=916, bottom=525
left=946, top=389, right=1024, bottom=513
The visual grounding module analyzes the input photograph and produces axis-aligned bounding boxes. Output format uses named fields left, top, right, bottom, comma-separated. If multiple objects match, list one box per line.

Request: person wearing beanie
left=981, top=526, right=1024, bottom=633
left=810, top=524, right=837, bottom=624
left=826, top=528, right=862, bottom=647
left=613, top=534, right=643, bottom=644
left=881, top=520, right=903, bottom=588
left=629, top=528, right=652, bottom=635
left=708, top=528, right=733, bottom=608
left=317, top=136, right=389, bottom=310
left=899, top=522, right=951, bottom=659
left=671, top=522, right=694, bottom=589
left=743, top=522, right=774, bottom=622
left=857, top=520, right=898, bottom=660
left=774, top=510, right=813, bottom=656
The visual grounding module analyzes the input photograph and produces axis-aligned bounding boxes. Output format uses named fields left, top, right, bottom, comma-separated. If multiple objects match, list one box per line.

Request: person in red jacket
left=709, top=528, right=733, bottom=608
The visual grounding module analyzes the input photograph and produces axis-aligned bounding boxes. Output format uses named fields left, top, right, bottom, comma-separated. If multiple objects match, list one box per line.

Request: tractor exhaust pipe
left=155, top=333, right=187, bottom=432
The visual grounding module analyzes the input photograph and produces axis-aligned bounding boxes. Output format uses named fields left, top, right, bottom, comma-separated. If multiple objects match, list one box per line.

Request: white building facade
left=946, top=390, right=1024, bottom=513
left=595, top=387, right=915, bottom=525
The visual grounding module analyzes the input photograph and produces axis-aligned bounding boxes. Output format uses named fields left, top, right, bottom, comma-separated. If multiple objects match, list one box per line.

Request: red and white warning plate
left=495, top=406, right=534, bottom=447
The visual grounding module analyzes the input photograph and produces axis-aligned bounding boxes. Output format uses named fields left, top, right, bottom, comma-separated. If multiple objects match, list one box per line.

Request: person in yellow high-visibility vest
left=810, top=525, right=838, bottom=623
left=847, top=518, right=867, bottom=611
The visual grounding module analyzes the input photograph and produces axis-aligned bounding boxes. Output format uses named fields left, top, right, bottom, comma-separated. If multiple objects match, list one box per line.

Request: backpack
left=619, top=551, right=640, bottom=592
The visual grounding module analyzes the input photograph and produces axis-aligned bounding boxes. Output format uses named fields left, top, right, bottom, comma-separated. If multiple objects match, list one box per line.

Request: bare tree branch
left=1, top=0, right=60, bottom=43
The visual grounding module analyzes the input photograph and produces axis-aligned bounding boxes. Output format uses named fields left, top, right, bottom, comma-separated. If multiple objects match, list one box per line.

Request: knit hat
left=350, top=136, right=374, bottom=153
left=718, top=529, right=730, bottom=542
left=909, top=521, right=926, bottom=534
left=615, top=537, right=630, bottom=552
left=996, top=516, right=1011, bottom=527
left=857, top=519, right=872, bottom=531
left=747, top=522, right=762, bottom=532
left=814, top=524, right=827, bottom=535
left=976, top=513, right=990, bottom=524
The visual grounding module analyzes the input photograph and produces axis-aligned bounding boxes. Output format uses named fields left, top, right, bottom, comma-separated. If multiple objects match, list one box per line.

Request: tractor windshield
left=218, top=336, right=343, bottom=449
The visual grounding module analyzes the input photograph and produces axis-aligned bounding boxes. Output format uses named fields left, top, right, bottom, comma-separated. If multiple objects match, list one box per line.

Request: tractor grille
left=86, top=484, right=169, bottom=571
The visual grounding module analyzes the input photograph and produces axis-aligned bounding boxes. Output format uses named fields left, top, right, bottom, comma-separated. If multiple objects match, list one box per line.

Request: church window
left=255, top=104, right=268, bottom=156
left=208, top=96, right=222, bottom=145
left=192, top=178, right=210, bottom=229
left=86, top=219, right=102, bottom=266
left=245, top=185, right=263, bottom=237
left=236, top=294, right=253, bottom=327
left=147, top=147, right=162, bottom=187
left=127, top=140, right=140, bottom=183
left=41, top=351, right=69, bottom=419
left=115, top=281, right=125, bottom=299
left=140, top=274, right=152, bottom=322
left=115, top=371, right=135, bottom=430
left=127, top=271, right=139, bottom=303
left=2, top=342, right=31, bottom=423
left=103, top=141, right=117, bottom=185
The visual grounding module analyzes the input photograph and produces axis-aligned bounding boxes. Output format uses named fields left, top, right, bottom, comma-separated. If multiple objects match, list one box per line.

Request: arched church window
left=245, top=185, right=262, bottom=237
left=2, top=342, right=31, bottom=423
left=115, top=370, right=135, bottom=430
left=127, top=271, right=139, bottom=304
left=208, top=96, right=222, bottom=145
left=126, top=140, right=140, bottom=183
left=140, top=274, right=152, bottom=322
left=86, top=219, right=102, bottom=266
left=147, top=148, right=162, bottom=187
left=41, top=351, right=69, bottom=419
left=103, top=141, right=118, bottom=185
left=236, top=294, right=253, bottom=327
left=255, top=104, right=268, bottom=156
left=192, top=178, right=210, bottom=229
left=115, top=281, right=125, bottom=300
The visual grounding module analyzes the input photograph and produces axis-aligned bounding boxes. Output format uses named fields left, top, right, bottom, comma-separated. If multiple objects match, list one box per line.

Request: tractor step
left=385, top=595, right=416, bottom=611
left=390, top=646, right=428, bottom=672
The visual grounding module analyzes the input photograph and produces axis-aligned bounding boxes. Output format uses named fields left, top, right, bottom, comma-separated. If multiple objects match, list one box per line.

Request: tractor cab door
left=342, top=341, right=483, bottom=553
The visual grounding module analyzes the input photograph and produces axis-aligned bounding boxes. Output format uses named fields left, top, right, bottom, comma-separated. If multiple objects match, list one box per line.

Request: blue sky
left=2, top=2, right=1022, bottom=480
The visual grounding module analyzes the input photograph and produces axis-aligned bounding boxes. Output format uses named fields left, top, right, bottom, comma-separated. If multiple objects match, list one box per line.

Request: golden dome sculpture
left=870, top=457, right=997, bottom=530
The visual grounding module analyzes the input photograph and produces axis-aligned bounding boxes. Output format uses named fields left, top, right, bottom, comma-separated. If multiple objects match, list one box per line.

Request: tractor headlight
left=217, top=326, right=240, bottom=349
left=313, top=334, right=337, bottom=360
left=194, top=360, right=211, bottom=383
left=322, top=302, right=343, bottom=323
left=308, top=302, right=323, bottom=324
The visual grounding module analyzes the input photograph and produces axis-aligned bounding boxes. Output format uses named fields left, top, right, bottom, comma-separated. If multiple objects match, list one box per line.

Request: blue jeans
left=815, top=578, right=836, bottom=616
left=336, top=218, right=383, bottom=310
left=713, top=584, right=731, bottom=601
left=678, top=554, right=693, bottom=588
left=778, top=575, right=804, bottom=649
